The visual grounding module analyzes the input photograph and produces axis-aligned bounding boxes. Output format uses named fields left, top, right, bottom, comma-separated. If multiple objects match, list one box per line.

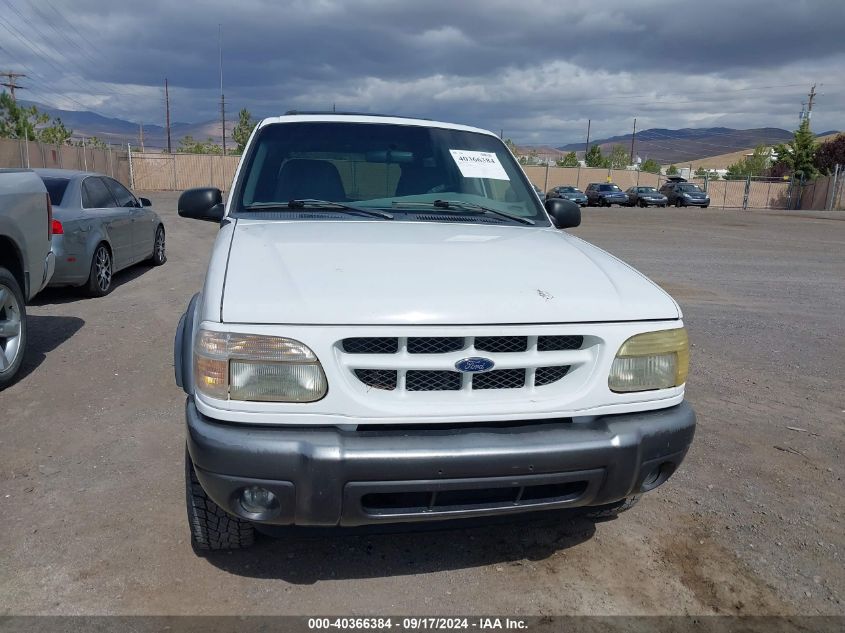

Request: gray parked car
left=547, top=185, right=587, bottom=206
left=625, top=186, right=668, bottom=207
left=35, top=170, right=166, bottom=296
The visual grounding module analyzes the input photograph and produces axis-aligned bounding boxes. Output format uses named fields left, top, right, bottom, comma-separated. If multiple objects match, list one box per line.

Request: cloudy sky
left=2, top=0, right=843, bottom=145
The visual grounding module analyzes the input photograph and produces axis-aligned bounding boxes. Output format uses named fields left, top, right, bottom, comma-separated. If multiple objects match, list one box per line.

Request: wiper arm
left=392, top=199, right=534, bottom=225
left=245, top=200, right=393, bottom=219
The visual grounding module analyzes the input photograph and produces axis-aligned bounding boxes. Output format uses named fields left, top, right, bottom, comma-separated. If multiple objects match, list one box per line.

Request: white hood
left=220, top=220, right=679, bottom=325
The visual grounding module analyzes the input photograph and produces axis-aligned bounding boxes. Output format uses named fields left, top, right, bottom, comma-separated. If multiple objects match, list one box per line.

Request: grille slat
left=474, top=336, right=528, bottom=353
left=535, top=366, right=571, bottom=387
left=407, top=337, right=465, bottom=354
left=537, top=335, right=584, bottom=351
left=406, top=370, right=462, bottom=391
left=355, top=369, right=398, bottom=390
left=343, top=337, right=398, bottom=354
left=472, top=368, right=526, bottom=390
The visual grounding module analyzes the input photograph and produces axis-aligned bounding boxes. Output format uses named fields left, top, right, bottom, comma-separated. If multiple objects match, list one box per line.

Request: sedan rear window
left=40, top=177, right=70, bottom=206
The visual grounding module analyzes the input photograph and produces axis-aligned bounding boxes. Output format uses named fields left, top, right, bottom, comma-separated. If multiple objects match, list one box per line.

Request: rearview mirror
left=178, top=187, right=225, bottom=222
left=545, top=198, right=581, bottom=229
left=139, top=197, right=152, bottom=207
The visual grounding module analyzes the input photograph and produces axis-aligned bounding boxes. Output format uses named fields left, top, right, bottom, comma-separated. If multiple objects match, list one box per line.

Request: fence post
left=24, top=127, right=31, bottom=168
left=543, top=160, right=549, bottom=193
left=82, top=137, right=88, bottom=171
left=171, top=154, right=178, bottom=190
left=127, top=143, right=135, bottom=189
left=722, top=179, right=728, bottom=209
left=108, top=144, right=114, bottom=177
left=742, top=176, right=751, bottom=210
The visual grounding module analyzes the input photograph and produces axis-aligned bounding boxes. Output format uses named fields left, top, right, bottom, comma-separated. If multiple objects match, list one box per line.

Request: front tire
left=149, top=225, right=166, bottom=266
left=185, top=449, right=255, bottom=552
left=86, top=243, right=113, bottom=297
left=583, top=495, right=641, bottom=520
left=0, top=267, right=26, bottom=390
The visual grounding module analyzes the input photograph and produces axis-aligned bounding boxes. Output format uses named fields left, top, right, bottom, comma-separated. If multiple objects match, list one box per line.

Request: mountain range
left=555, top=127, right=838, bottom=165
left=21, top=101, right=838, bottom=163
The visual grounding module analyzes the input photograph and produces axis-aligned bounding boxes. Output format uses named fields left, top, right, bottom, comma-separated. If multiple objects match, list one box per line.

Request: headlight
left=683, top=193, right=691, bottom=198
left=194, top=330, right=327, bottom=402
left=608, top=328, right=689, bottom=393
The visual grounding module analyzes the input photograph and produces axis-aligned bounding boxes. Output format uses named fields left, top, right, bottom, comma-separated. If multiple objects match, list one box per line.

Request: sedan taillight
left=51, top=219, right=63, bottom=235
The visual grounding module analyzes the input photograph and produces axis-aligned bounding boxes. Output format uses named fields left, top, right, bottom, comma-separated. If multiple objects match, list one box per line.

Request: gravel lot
left=1, top=193, right=843, bottom=616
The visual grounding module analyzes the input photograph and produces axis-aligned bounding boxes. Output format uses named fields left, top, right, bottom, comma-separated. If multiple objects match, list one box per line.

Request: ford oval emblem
left=454, top=357, right=495, bottom=373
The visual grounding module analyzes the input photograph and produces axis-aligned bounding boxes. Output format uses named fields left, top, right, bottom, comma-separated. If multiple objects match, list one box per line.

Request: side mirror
left=139, top=197, right=152, bottom=207
left=545, top=198, right=581, bottom=229
left=178, top=187, right=225, bottom=222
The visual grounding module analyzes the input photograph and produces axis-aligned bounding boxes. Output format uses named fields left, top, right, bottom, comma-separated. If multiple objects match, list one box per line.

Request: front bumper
left=186, top=398, right=695, bottom=527
left=683, top=197, right=710, bottom=206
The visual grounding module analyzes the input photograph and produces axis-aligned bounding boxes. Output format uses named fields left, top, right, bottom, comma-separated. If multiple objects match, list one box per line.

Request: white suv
left=174, top=113, right=695, bottom=551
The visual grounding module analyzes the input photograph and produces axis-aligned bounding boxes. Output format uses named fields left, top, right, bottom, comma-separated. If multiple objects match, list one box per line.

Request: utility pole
left=219, top=24, right=226, bottom=156
left=806, top=84, right=817, bottom=118
left=584, top=119, right=591, bottom=160
left=629, top=118, right=637, bottom=165
left=165, top=78, right=172, bottom=154
left=0, top=71, right=26, bottom=100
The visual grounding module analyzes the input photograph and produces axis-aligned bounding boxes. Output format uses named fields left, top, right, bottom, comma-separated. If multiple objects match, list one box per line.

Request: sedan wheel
left=150, top=226, right=167, bottom=266
left=86, top=244, right=113, bottom=297
left=0, top=268, right=26, bottom=389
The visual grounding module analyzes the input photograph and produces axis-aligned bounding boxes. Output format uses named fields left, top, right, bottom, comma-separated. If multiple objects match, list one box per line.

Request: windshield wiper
left=244, top=200, right=393, bottom=219
left=392, top=199, right=534, bottom=225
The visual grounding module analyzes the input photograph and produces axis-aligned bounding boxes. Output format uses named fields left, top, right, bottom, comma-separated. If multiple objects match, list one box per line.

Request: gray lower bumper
left=186, top=399, right=695, bottom=527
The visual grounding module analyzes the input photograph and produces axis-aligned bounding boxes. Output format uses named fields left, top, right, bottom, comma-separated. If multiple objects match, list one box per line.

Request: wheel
left=86, top=243, right=113, bottom=297
left=639, top=199, right=646, bottom=208
left=702, top=205, right=709, bottom=209
left=675, top=198, right=683, bottom=208
left=185, top=448, right=255, bottom=552
left=583, top=495, right=641, bottom=520
left=149, top=225, right=166, bottom=266
left=0, top=267, right=26, bottom=390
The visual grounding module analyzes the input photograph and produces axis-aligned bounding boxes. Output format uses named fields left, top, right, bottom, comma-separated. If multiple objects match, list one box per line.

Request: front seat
left=275, top=159, right=346, bottom=201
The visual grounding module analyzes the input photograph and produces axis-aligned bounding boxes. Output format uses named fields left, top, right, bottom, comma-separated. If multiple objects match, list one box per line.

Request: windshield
left=560, top=187, right=580, bottom=193
left=639, top=187, right=657, bottom=193
left=677, top=184, right=702, bottom=192
left=598, top=184, right=621, bottom=192
left=235, top=121, right=548, bottom=225
left=40, top=177, right=70, bottom=206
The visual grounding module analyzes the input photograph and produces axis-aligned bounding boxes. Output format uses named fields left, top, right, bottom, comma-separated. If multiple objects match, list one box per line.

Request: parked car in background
left=174, top=112, right=694, bottom=551
left=532, top=184, right=546, bottom=203
left=0, top=169, right=55, bottom=389
left=585, top=183, right=629, bottom=207
left=35, top=170, right=166, bottom=296
left=625, top=186, right=668, bottom=208
left=659, top=178, right=710, bottom=208
left=547, top=186, right=587, bottom=206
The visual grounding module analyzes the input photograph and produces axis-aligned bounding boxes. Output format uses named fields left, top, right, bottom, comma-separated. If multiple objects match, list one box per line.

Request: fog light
left=240, top=486, right=278, bottom=514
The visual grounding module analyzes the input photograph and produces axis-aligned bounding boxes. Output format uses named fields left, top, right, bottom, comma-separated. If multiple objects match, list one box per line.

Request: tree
left=666, top=164, right=678, bottom=175
left=556, top=151, right=578, bottom=167
left=1, top=92, right=76, bottom=145
left=585, top=144, right=604, bottom=168
left=694, top=167, right=707, bottom=178
left=606, top=144, right=629, bottom=169
left=814, top=133, right=845, bottom=176
left=772, top=119, right=819, bottom=181
left=503, top=138, right=518, bottom=155
left=725, top=145, right=771, bottom=180
left=232, top=108, right=257, bottom=154
left=178, top=135, right=222, bottom=154
left=76, top=136, right=108, bottom=149
left=640, top=158, right=661, bottom=174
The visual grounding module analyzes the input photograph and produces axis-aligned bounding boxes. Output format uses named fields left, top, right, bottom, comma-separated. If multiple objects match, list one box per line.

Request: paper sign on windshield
left=449, top=149, right=510, bottom=181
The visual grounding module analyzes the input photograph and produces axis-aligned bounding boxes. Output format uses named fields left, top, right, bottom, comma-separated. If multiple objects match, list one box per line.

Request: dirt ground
left=0, top=194, right=842, bottom=616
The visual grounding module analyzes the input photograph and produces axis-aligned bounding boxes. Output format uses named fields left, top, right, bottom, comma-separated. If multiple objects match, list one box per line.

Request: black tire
left=702, top=205, right=709, bottom=209
left=149, top=225, right=166, bottom=266
left=675, top=198, right=683, bottom=208
left=583, top=495, right=641, bottom=520
left=0, top=267, right=27, bottom=390
left=86, top=243, right=113, bottom=297
left=185, top=448, right=255, bottom=552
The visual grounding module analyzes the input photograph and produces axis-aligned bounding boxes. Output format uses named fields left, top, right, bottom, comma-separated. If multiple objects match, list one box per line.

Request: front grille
left=341, top=333, right=587, bottom=393
left=473, top=368, right=525, bottom=390
left=406, top=370, right=462, bottom=391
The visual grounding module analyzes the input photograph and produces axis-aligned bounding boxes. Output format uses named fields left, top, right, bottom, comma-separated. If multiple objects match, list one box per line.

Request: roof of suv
left=259, top=113, right=497, bottom=137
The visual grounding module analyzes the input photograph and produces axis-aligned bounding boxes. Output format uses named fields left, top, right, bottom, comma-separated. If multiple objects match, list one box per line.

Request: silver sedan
left=35, top=170, right=166, bottom=296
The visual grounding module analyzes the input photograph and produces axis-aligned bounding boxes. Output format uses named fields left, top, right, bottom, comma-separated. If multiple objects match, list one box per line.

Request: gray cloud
left=3, top=0, right=843, bottom=144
